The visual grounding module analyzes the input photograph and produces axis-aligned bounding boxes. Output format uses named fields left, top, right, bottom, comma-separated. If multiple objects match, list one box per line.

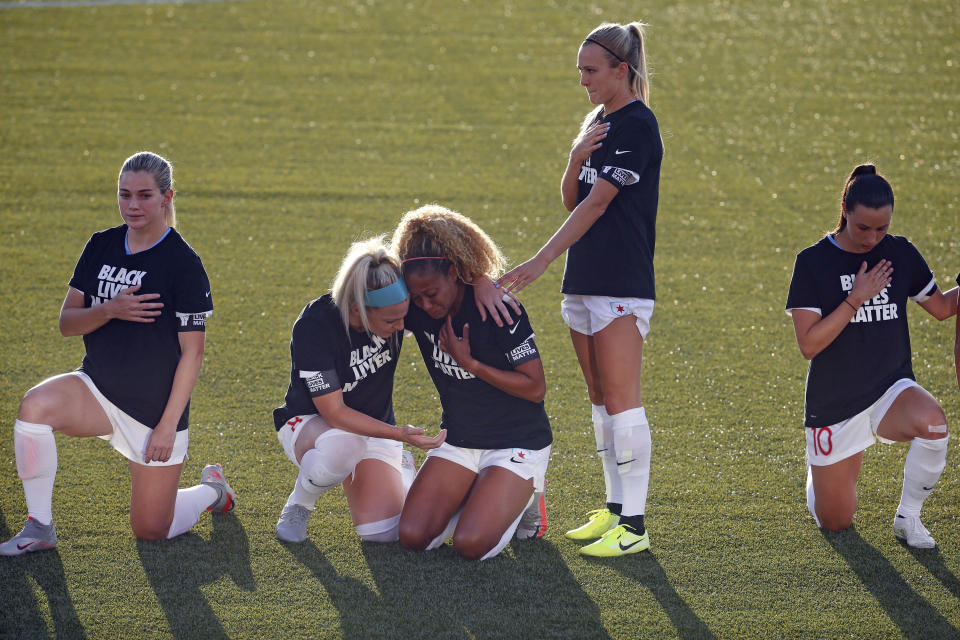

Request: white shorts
left=72, top=371, right=189, bottom=466
left=561, top=294, right=654, bottom=339
left=276, top=414, right=403, bottom=471
left=426, top=442, right=551, bottom=491
left=805, top=378, right=920, bottom=466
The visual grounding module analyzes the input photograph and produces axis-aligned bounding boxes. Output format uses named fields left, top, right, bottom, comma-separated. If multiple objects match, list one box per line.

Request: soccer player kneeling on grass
left=271, top=237, right=447, bottom=545
left=786, top=164, right=958, bottom=548
left=1, top=152, right=233, bottom=556
left=393, top=205, right=553, bottom=561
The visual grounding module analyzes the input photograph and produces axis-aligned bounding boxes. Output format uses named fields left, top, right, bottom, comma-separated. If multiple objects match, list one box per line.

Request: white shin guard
left=898, top=434, right=949, bottom=517
left=14, top=420, right=58, bottom=525
left=610, top=407, right=652, bottom=517
left=355, top=514, right=401, bottom=543
left=288, top=430, right=367, bottom=509
left=593, top=404, right=622, bottom=505
left=805, top=465, right=821, bottom=527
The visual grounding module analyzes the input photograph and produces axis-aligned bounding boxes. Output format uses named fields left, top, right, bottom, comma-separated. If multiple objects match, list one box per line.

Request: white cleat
left=893, top=514, right=935, bottom=549
left=0, top=518, right=57, bottom=556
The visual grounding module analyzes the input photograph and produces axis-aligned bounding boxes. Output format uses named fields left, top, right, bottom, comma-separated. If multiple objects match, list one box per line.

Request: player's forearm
left=156, top=337, right=205, bottom=429
left=461, top=359, right=545, bottom=403
left=796, top=305, right=859, bottom=360
left=59, top=304, right=111, bottom=336
left=561, top=160, right=580, bottom=212
left=536, top=197, right=606, bottom=265
left=315, top=401, right=404, bottom=441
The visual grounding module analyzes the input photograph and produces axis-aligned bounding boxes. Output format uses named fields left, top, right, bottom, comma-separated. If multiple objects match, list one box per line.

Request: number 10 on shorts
left=811, top=427, right=833, bottom=457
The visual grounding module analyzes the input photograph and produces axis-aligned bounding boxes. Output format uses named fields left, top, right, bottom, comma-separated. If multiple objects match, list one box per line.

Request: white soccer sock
left=286, top=431, right=367, bottom=509
left=479, top=510, right=525, bottom=561
left=610, top=407, right=651, bottom=517
left=14, top=420, right=57, bottom=526
left=593, top=404, right=622, bottom=505
left=401, top=450, right=416, bottom=495
left=355, top=514, right=401, bottom=543
left=426, top=510, right=461, bottom=550
left=805, top=465, right=821, bottom=527
left=166, top=484, right=218, bottom=539
left=897, top=433, right=948, bottom=517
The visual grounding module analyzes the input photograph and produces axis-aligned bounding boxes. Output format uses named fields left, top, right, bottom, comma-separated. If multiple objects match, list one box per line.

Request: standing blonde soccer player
left=499, top=22, right=662, bottom=556
left=786, top=164, right=957, bottom=546
left=1, top=152, right=232, bottom=556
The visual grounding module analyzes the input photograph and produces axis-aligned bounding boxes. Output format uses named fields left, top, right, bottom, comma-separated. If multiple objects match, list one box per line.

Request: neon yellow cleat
left=564, top=508, right=619, bottom=541
left=578, top=525, right=649, bottom=557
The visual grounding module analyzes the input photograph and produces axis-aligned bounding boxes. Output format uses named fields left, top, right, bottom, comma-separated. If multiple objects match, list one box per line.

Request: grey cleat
left=515, top=489, right=548, bottom=540
left=0, top=517, right=58, bottom=556
left=201, top=463, right=236, bottom=513
left=276, top=504, right=312, bottom=543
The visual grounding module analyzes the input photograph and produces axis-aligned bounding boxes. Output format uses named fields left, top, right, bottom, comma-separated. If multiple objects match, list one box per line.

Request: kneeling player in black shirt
left=1, top=152, right=230, bottom=556
left=393, top=205, right=553, bottom=560
left=272, top=237, right=446, bottom=544
left=786, top=164, right=958, bottom=548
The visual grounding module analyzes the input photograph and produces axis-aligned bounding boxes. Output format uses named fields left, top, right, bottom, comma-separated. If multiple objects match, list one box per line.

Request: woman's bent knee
left=132, top=521, right=171, bottom=541
left=18, top=387, right=60, bottom=425
left=398, top=520, right=430, bottom=551
left=453, top=531, right=495, bottom=561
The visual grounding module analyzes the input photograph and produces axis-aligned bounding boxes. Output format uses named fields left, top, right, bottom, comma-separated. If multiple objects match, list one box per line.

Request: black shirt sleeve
left=68, top=235, right=96, bottom=295
left=597, top=119, right=657, bottom=190
left=291, top=312, right=342, bottom=397
left=786, top=252, right=821, bottom=314
left=173, top=254, right=214, bottom=332
left=494, top=307, right=541, bottom=367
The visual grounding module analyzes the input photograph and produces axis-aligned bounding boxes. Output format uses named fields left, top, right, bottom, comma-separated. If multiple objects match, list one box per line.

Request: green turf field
left=1, top=0, right=958, bottom=637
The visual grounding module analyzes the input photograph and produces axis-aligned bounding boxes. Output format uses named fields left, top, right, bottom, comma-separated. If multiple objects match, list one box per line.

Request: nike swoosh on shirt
left=614, top=149, right=631, bottom=155
left=508, top=322, right=521, bottom=335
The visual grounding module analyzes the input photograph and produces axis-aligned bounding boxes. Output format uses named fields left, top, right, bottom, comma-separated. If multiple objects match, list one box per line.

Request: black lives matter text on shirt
left=563, top=99, right=663, bottom=299
left=68, top=225, right=213, bottom=431
left=786, top=234, right=935, bottom=428
left=405, top=286, right=552, bottom=450
left=273, top=294, right=401, bottom=430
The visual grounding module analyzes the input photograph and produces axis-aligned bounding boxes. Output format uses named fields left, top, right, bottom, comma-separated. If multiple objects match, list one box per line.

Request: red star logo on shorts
left=616, top=305, right=625, bottom=313
left=517, top=451, right=526, bottom=459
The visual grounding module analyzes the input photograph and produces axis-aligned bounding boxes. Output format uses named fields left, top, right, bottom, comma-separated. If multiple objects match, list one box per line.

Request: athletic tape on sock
left=355, top=514, right=401, bottom=542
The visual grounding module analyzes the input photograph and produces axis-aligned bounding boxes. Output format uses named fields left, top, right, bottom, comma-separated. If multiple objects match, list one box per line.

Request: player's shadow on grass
left=605, top=550, right=716, bottom=640
left=823, top=526, right=957, bottom=639
left=0, top=509, right=87, bottom=639
left=281, top=539, right=399, bottom=638
left=905, top=545, right=960, bottom=599
left=137, top=513, right=254, bottom=640
left=364, top=539, right=612, bottom=639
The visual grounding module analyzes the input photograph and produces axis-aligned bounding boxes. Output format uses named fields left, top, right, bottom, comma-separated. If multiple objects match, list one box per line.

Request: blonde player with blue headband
left=272, top=236, right=447, bottom=544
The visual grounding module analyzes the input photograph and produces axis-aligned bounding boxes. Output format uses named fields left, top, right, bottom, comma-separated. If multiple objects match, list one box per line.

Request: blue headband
left=363, top=279, right=409, bottom=307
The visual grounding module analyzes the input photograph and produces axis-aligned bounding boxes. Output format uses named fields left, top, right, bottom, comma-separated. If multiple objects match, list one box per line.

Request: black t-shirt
left=785, top=234, right=936, bottom=428
left=562, top=100, right=663, bottom=299
left=405, top=286, right=552, bottom=450
left=68, top=225, right=213, bottom=431
left=273, top=294, right=401, bottom=430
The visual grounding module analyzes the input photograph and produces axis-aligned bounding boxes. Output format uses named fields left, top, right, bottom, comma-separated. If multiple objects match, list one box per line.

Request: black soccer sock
left=606, top=502, right=622, bottom=516
left=619, top=514, right=645, bottom=535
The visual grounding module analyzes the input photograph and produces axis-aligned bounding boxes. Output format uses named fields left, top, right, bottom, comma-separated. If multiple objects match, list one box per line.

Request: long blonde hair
left=392, top=204, right=505, bottom=282
left=331, top=235, right=403, bottom=334
left=575, top=21, right=651, bottom=144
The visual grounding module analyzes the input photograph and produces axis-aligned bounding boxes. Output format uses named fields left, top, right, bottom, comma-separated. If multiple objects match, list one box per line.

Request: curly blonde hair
left=391, top=204, right=505, bottom=281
